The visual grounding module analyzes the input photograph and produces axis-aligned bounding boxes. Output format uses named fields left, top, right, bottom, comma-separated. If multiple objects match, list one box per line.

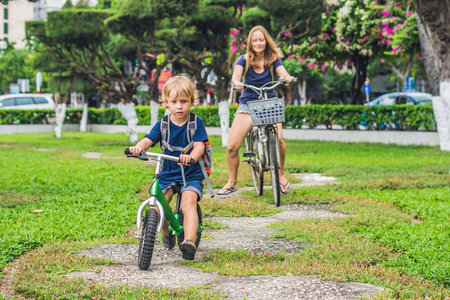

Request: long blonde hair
left=161, top=74, right=199, bottom=108
left=246, top=25, right=282, bottom=70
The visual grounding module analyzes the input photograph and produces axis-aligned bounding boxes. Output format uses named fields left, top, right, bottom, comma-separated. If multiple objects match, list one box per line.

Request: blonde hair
left=161, top=74, right=199, bottom=108
left=246, top=25, right=282, bottom=70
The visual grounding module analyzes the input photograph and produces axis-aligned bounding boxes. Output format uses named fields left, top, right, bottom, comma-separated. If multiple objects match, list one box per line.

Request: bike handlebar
left=124, top=148, right=196, bottom=165
left=233, top=77, right=297, bottom=93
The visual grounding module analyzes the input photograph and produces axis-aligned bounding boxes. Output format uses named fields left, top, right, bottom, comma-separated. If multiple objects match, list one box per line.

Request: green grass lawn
left=0, top=132, right=449, bottom=299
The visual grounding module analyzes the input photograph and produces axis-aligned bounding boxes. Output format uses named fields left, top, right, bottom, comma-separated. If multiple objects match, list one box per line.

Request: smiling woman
left=219, top=25, right=295, bottom=196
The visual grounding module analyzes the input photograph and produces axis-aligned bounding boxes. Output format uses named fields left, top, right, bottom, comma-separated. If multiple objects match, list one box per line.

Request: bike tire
left=268, top=128, right=281, bottom=207
left=248, top=131, right=264, bottom=196
left=177, top=203, right=203, bottom=249
left=137, top=208, right=158, bottom=270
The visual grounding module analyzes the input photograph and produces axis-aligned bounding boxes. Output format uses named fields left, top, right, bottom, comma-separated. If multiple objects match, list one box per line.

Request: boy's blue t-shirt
left=236, top=54, right=283, bottom=104
left=145, top=114, right=208, bottom=188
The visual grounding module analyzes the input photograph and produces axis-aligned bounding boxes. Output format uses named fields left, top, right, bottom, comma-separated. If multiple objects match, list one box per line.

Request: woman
left=218, top=25, right=294, bottom=195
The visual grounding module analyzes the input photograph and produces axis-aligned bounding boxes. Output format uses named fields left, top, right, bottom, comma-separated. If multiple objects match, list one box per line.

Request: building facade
left=0, top=0, right=63, bottom=49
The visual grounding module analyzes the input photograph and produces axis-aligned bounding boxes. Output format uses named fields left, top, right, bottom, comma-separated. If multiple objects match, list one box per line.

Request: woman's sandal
left=217, top=187, right=237, bottom=195
left=280, top=180, right=291, bottom=195
left=179, top=239, right=197, bottom=260
left=162, top=233, right=175, bottom=250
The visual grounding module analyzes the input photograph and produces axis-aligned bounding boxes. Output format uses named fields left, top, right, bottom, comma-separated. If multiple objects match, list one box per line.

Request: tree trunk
left=54, top=103, right=66, bottom=138
left=79, top=102, right=88, bottom=132
left=414, top=0, right=450, bottom=151
left=298, top=73, right=307, bottom=105
left=350, top=52, right=369, bottom=105
left=117, top=102, right=139, bottom=143
left=416, top=14, right=440, bottom=95
left=218, top=100, right=230, bottom=147
left=150, top=100, right=159, bottom=127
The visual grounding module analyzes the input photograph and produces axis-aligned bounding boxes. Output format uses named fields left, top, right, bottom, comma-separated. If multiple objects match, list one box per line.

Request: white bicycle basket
left=247, top=98, right=285, bottom=125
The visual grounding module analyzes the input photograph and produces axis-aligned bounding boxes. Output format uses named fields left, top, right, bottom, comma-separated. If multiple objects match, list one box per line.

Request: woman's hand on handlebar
left=233, top=83, right=246, bottom=91
left=178, top=154, right=196, bottom=166
left=281, top=76, right=296, bottom=85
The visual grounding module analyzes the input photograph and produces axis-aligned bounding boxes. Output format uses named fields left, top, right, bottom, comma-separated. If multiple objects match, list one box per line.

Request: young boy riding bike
left=128, top=74, right=208, bottom=260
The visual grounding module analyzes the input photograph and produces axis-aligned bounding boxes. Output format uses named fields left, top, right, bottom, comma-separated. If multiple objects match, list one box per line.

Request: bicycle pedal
left=243, top=151, right=253, bottom=157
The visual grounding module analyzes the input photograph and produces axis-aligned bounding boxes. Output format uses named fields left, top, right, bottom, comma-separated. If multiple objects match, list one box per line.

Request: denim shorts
left=161, top=180, right=204, bottom=201
left=235, top=103, right=250, bottom=115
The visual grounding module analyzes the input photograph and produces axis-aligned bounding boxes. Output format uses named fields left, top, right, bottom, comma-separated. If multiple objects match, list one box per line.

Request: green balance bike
left=125, top=148, right=202, bottom=270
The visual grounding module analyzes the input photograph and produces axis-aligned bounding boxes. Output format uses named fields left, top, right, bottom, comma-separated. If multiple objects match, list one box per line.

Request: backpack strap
left=199, top=156, right=214, bottom=198
left=160, top=114, right=177, bottom=153
left=185, top=112, right=197, bottom=151
left=185, top=113, right=215, bottom=198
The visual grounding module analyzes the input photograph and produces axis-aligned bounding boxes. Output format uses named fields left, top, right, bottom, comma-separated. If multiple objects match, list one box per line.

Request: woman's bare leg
left=222, top=113, right=253, bottom=190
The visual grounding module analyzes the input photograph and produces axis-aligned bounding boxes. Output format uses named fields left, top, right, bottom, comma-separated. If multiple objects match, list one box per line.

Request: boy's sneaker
left=179, top=239, right=197, bottom=260
left=162, top=233, right=175, bottom=250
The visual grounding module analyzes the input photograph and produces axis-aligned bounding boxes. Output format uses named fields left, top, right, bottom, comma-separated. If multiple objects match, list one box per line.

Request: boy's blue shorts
left=161, top=180, right=204, bottom=201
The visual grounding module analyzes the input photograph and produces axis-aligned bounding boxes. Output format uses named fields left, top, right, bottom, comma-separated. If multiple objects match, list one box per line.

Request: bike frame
left=251, top=123, right=280, bottom=171
left=239, top=79, right=287, bottom=171
left=131, top=151, right=200, bottom=240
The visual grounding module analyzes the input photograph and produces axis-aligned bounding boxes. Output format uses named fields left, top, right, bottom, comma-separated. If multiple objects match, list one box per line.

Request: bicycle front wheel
left=248, top=131, right=264, bottom=196
left=137, top=208, right=158, bottom=270
left=268, top=128, right=281, bottom=206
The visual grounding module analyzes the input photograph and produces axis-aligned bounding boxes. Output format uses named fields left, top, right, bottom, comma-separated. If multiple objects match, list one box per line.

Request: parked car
left=365, top=92, right=432, bottom=106
left=0, top=93, right=55, bottom=110
left=361, top=92, right=432, bottom=130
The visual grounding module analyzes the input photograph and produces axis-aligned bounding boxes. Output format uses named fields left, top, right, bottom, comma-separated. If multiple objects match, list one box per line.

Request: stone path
left=66, top=174, right=386, bottom=299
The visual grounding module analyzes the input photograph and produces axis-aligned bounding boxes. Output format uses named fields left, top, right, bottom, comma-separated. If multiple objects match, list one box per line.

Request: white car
left=0, top=93, right=55, bottom=110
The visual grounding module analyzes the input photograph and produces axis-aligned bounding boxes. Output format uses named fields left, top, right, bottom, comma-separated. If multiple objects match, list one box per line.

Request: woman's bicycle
left=236, top=77, right=296, bottom=207
left=124, top=148, right=202, bottom=270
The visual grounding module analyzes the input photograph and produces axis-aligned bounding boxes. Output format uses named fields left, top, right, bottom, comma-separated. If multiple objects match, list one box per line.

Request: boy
left=128, top=74, right=208, bottom=260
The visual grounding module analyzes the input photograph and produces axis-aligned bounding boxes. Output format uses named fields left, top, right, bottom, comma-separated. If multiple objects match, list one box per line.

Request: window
left=33, top=97, right=49, bottom=104
left=16, top=97, right=34, bottom=105
left=0, top=98, right=15, bottom=107
left=3, top=23, right=7, bottom=35
left=4, top=8, right=8, bottom=20
left=379, top=96, right=396, bottom=106
left=417, top=99, right=432, bottom=105
left=397, top=96, right=413, bottom=105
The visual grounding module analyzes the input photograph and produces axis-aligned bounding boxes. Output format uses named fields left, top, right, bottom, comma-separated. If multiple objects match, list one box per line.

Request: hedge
left=0, top=104, right=436, bottom=131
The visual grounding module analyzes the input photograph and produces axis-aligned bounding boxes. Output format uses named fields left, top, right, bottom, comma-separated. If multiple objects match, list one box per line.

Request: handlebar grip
left=124, top=148, right=148, bottom=161
left=233, top=84, right=247, bottom=90
left=189, top=159, right=196, bottom=165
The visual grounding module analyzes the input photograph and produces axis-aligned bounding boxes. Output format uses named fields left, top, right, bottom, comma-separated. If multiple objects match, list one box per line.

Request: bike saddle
left=170, top=181, right=182, bottom=194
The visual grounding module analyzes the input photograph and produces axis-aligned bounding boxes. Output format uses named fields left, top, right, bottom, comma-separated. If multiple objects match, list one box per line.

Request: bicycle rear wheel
left=267, top=128, right=281, bottom=207
left=177, top=203, right=203, bottom=249
left=138, top=208, right=158, bottom=270
left=248, top=131, right=264, bottom=196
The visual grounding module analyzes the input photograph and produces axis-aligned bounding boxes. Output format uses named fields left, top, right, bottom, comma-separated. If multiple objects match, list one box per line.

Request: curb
left=0, top=124, right=440, bottom=146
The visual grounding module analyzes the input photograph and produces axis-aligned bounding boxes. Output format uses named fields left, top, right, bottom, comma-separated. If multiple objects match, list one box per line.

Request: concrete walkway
left=64, top=174, right=386, bottom=299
